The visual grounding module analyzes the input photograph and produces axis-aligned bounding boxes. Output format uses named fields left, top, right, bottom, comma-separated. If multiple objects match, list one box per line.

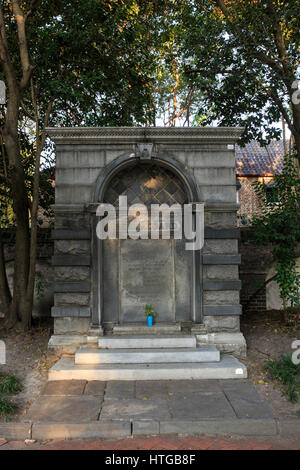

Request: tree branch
left=11, top=0, right=34, bottom=91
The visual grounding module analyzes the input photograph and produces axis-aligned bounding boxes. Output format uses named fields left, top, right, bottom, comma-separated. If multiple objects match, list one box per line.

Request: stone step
left=49, top=355, right=247, bottom=381
left=98, top=335, right=196, bottom=349
left=75, top=346, right=219, bottom=365
left=112, top=324, right=182, bottom=335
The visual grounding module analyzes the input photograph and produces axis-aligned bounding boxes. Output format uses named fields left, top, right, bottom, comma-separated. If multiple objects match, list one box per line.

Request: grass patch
left=265, top=353, right=300, bottom=403
left=0, top=374, right=22, bottom=395
left=0, top=372, right=22, bottom=420
left=0, top=397, right=17, bottom=421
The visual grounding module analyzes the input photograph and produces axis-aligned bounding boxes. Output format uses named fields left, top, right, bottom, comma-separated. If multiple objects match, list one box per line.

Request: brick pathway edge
left=1, top=419, right=300, bottom=441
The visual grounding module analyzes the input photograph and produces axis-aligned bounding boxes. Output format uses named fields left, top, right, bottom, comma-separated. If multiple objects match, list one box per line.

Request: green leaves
left=249, top=154, right=300, bottom=306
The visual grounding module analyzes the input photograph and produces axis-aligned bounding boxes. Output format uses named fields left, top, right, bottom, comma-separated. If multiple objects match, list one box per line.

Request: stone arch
left=92, top=152, right=202, bottom=329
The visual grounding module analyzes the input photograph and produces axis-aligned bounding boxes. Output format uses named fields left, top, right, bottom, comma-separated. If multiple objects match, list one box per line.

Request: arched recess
left=91, top=153, right=202, bottom=329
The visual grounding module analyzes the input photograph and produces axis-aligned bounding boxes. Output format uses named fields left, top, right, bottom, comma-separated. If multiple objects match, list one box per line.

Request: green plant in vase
left=145, top=304, right=158, bottom=326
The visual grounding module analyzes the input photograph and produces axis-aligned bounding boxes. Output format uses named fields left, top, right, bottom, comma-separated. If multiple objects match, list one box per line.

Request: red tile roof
left=235, top=140, right=287, bottom=176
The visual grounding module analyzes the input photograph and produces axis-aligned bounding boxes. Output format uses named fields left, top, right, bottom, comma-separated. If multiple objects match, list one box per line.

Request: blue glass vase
left=147, top=315, right=153, bottom=327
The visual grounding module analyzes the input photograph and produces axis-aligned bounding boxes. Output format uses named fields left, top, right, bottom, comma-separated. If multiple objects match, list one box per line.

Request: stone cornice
left=46, top=126, right=244, bottom=145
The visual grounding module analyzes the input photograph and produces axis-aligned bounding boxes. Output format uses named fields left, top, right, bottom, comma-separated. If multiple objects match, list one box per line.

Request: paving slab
left=41, top=380, right=87, bottom=396
left=170, top=392, right=236, bottom=420
left=105, top=381, right=135, bottom=399
left=100, top=398, right=171, bottom=420
left=24, top=396, right=102, bottom=423
left=135, top=381, right=168, bottom=400
left=167, top=379, right=221, bottom=395
left=84, top=381, right=107, bottom=396
left=220, top=380, right=276, bottom=419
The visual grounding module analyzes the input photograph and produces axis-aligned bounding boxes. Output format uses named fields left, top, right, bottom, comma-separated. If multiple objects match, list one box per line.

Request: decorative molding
left=136, top=142, right=154, bottom=160
left=46, top=126, right=244, bottom=145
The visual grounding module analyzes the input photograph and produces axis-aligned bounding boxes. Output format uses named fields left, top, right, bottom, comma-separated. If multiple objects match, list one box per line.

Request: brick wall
left=239, top=228, right=274, bottom=313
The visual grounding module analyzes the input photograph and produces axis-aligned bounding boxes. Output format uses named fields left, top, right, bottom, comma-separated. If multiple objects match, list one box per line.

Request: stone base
left=49, top=355, right=247, bottom=381
left=48, top=335, right=87, bottom=355
left=87, top=326, right=104, bottom=344
left=195, top=332, right=247, bottom=358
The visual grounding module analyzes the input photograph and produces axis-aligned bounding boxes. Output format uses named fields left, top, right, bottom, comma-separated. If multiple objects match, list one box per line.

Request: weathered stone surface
left=48, top=334, right=87, bottom=354
left=55, top=212, right=90, bottom=230
left=41, top=380, right=86, bottom=396
left=54, top=317, right=90, bottom=335
left=133, top=420, right=160, bottom=436
left=55, top=266, right=90, bottom=282
left=24, top=396, right=102, bottom=422
left=203, top=305, right=242, bottom=316
left=199, top=185, right=236, bottom=203
left=52, top=255, right=91, bottom=266
left=203, top=239, right=238, bottom=254
left=100, top=398, right=171, bottom=420
left=204, top=265, right=239, bottom=281
left=205, top=211, right=237, bottom=229
left=170, top=392, right=236, bottom=419
left=120, top=239, right=175, bottom=323
left=204, top=315, right=240, bottom=332
left=204, top=290, right=240, bottom=306
left=48, top=356, right=247, bottom=381
left=278, top=420, right=300, bottom=436
left=84, top=381, right=106, bottom=396
left=203, top=255, right=241, bottom=265
left=56, top=150, right=106, bottom=168
left=187, top=150, right=235, bottom=168
left=54, top=293, right=90, bottom=306
left=135, top=381, right=168, bottom=400
left=0, top=423, right=31, bottom=439
left=220, top=380, right=275, bottom=419
left=54, top=281, right=90, bottom=292
left=196, top=332, right=247, bottom=357
left=167, top=380, right=221, bottom=395
left=105, top=381, right=135, bottom=399
left=55, top=240, right=90, bottom=255
left=159, top=419, right=277, bottom=436
left=32, top=421, right=131, bottom=440
left=194, top=167, right=235, bottom=185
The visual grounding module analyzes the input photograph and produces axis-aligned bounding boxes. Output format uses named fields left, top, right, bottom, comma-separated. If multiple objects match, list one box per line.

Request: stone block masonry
left=45, top=126, right=245, bottom=358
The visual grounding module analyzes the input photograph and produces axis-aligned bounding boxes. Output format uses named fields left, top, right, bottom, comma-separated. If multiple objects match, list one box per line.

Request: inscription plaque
left=120, top=239, right=175, bottom=322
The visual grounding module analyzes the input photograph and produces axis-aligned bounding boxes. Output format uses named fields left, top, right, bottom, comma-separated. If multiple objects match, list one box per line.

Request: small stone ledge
left=159, top=419, right=277, bottom=436
left=54, top=282, right=90, bottom=293
left=51, top=307, right=91, bottom=318
left=52, top=255, right=91, bottom=266
left=203, top=280, right=242, bottom=291
left=31, top=421, right=131, bottom=440
left=0, top=423, right=32, bottom=440
left=51, top=230, right=91, bottom=240
left=48, top=335, right=87, bottom=354
left=203, top=255, right=241, bottom=265
left=196, top=332, right=247, bottom=357
left=203, top=305, right=242, bottom=316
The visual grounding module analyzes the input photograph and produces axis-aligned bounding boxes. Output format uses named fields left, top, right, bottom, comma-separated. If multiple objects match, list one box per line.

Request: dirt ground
left=241, top=310, right=300, bottom=419
left=0, top=312, right=300, bottom=422
left=0, top=319, right=57, bottom=422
